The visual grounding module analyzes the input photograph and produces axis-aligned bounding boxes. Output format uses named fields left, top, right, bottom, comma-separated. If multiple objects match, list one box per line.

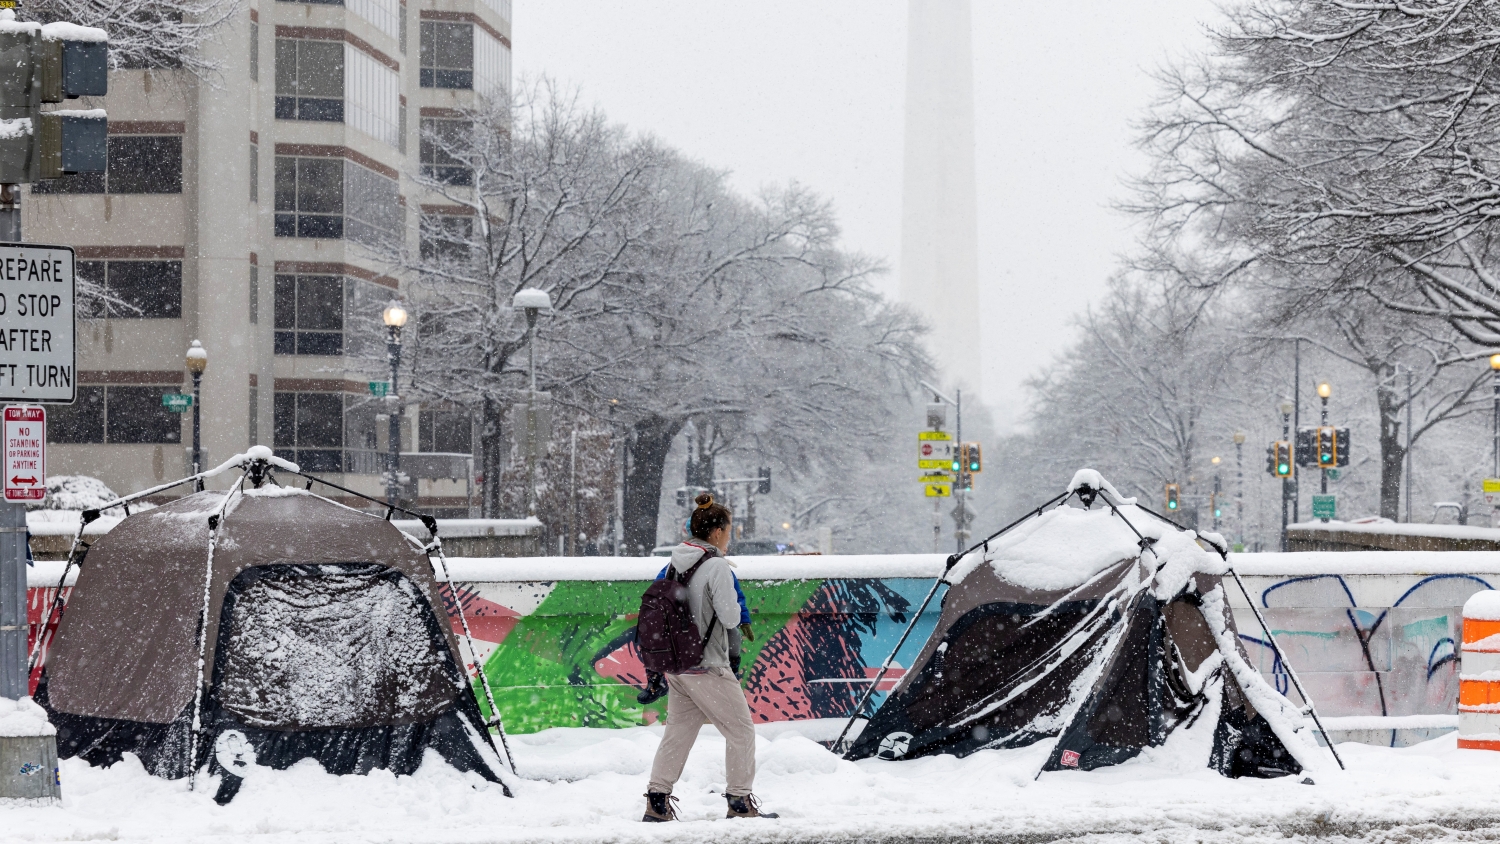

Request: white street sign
left=4, top=405, right=44, bottom=501
left=0, top=244, right=75, bottom=403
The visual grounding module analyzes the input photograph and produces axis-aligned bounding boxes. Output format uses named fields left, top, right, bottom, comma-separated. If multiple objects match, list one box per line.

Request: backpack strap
left=672, top=545, right=720, bottom=646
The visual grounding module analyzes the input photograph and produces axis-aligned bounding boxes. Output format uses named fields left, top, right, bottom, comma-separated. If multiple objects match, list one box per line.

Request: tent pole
left=428, top=538, right=517, bottom=775
left=1226, top=566, right=1344, bottom=770
left=834, top=489, right=1074, bottom=757
left=25, top=510, right=98, bottom=676
left=187, top=473, right=248, bottom=790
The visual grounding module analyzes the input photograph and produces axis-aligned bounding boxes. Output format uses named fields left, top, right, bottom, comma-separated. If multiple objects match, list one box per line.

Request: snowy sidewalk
left=5, top=721, right=1500, bottom=843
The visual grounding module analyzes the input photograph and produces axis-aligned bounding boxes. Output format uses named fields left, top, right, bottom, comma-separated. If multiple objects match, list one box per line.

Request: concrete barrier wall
left=27, top=550, right=1500, bottom=745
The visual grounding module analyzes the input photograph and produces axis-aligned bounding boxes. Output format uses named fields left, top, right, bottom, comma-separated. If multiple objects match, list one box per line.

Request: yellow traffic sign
left=1485, top=478, right=1500, bottom=493
left=918, top=473, right=951, bottom=484
left=918, top=430, right=953, bottom=441
left=918, top=434, right=954, bottom=470
left=925, top=483, right=952, bottom=497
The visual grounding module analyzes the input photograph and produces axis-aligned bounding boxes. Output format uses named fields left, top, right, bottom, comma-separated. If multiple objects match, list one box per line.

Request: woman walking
left=642, top=493, right=777, bottom=821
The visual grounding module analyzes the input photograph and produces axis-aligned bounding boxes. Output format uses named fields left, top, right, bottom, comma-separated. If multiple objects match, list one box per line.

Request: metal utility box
left=0, top=734, right=61, bottom=804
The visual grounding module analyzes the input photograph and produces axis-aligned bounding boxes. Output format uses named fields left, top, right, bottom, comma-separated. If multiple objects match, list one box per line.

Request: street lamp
left=1490, top=355, right=1500, bottom=478
left=383, top=301, right=408, bottom=507
left=512, top=288, right=552, bottom=516
left=185, top=340, right=207, bottom=491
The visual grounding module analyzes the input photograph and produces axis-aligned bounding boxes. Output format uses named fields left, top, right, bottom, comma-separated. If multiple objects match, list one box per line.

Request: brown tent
left=35, top=475, right=511, bottom=799
left=842, top=472, right=1335, bottom=778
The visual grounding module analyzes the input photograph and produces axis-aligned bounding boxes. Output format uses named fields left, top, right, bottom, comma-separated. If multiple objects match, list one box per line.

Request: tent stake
left=834, top=489, right=1073, bottom=757
left=1227, top=566, right=1344, bottom=770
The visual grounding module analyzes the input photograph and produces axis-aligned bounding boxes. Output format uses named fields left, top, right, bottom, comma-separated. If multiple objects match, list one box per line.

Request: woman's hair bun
left=694, top=492, right=714, bottom=509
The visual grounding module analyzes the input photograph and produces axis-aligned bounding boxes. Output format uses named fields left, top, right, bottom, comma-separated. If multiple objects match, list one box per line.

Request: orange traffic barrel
left=1461, top=590, right=1500, bottom=750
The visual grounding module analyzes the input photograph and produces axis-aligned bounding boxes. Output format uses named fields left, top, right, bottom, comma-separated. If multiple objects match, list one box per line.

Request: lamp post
left=1490, top=354, right=1500, bottom=478
left=1279, top=400, right=1294, bottom=552
left=512, top=288, right=552, bottom=517
left=185, top=340, right=207, bottom=491
left=383, top=301, right=408, bottom=507
left=1233, top=431, right=1246, bottom=549
left=1210, top=455, right=1222, bottom=531
left=1317, top=381, right=1332, bottom=495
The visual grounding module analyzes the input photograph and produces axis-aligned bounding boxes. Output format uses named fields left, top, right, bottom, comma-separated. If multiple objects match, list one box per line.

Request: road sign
left=369, top=381, right=389, bottom=398
left=1311, top=494, right=1336, bottom=521
left=161, top=393, right=192, bottom=412
left=924, top=483, right=951, bottom=498
left=1486, top=478, right=1500, bottom=506
left=3, top=405, right=43, bottom=501
left=1326, top=468, right=1341, bottom=481
left=918, top=473, right=951, bottom=484
left=0, top=244, right=75, bottom=403
left=918, top=431, right=954, bottom=470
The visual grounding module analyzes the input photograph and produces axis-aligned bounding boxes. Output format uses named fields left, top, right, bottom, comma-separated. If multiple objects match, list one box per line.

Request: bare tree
left=24, top=0, right=242, bottom=76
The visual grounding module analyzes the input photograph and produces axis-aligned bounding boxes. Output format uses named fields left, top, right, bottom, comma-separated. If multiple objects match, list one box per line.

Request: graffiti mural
left=25, top=562, right=1500, bottom=743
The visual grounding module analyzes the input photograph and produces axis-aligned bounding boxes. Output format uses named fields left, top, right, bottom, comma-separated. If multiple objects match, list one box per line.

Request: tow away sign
left=4, top=405, right=44, bottom=501
left=0, top=244, right=75, bottom=403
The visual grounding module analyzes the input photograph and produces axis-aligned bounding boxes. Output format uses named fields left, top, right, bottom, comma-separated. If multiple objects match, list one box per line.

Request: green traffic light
left=969, top=462, right=979, bottom=471
left=1167, top=500, right=1178, bottom=510
left=1278, top=463, right=1289, bottom=475
left=951, top=461, right=960, bottom=471
left=1214, top=509, right=1222, bottom=518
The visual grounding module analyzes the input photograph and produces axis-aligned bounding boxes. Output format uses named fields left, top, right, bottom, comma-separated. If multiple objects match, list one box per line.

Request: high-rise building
left=24, top=0, right=511, bottom=513
left=899, top=0, right=981, bottom=397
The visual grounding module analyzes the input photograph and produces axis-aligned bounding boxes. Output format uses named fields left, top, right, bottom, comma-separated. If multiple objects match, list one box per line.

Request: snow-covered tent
left=31, top=449, right=513, bottom=802
left=842, top=471, right=1334, bottom=779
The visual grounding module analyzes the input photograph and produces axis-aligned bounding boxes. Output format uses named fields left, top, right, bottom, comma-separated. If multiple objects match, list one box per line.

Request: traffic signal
left=757, top=466, right=771, bottom=495
left=1211, top=492, right=1222, bottom=520
left=960, top=471, right=974, bottom=491
left=1316, top=426, right=1337, bottom=468
left=1295, top=428, right=1316, bottom=467
left=1274, top=441, right=1293, bottom=477
left=1165, top=483, right=1180, bottom=511
left=1336, top=427, right=1350, bottom=467
left=961, top=442, right=982, bottom=473
left=0, top=22, right=108, bottom=183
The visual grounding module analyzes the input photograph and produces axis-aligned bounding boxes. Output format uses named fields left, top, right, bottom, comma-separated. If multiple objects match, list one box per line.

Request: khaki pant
left=647, top=667, right=756, bottom=797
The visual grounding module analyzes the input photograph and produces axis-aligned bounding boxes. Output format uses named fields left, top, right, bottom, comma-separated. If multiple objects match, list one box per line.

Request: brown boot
left=725, top=793, right=778, bottom=819
left=642, top=791, right=679, bottom=822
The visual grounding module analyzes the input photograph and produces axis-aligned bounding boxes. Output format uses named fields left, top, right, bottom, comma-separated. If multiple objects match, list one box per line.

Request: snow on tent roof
left=951, top=498, right=1224, bottom=593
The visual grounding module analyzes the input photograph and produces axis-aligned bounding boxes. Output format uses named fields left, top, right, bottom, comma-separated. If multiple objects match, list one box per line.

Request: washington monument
left=899, top=0, right=981, bottom=397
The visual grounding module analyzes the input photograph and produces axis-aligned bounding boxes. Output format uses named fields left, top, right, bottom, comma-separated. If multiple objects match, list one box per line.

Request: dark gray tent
left=31, top=451, right=512, bottom=800
left=841, top=472, right=1336, bottom=779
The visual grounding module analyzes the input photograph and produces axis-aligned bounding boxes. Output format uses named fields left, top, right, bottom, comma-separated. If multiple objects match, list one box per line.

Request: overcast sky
left=514, top=1, right=1216, bottom=429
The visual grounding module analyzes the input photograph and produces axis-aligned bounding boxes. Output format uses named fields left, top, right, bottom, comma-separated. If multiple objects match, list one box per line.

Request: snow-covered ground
left=5, top=720, right=1500, bottom=843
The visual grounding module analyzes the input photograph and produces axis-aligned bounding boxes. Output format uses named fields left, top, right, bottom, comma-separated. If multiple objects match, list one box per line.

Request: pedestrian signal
left=1165, top=483, right=1180, bottom=511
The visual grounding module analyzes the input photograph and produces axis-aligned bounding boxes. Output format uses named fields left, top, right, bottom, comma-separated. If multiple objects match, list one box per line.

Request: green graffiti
left=477, top=578, right=825, bottom=733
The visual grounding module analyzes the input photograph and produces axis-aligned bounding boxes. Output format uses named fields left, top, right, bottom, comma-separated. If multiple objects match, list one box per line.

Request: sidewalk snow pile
left=5, top=722, right=1500, bottom=843
left=0, top=696, right=54, bottom=737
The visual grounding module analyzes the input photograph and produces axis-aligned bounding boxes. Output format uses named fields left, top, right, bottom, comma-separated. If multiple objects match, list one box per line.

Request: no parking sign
left=4, top=404, right=44, bottom=501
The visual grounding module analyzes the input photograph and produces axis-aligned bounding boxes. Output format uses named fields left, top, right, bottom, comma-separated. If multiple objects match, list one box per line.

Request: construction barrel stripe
left=1460, top=590, right=1500, bottom=751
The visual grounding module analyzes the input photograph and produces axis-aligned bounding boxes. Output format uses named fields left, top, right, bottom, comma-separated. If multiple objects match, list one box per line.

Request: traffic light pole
left=1280, top=408, right=1292, bottom=552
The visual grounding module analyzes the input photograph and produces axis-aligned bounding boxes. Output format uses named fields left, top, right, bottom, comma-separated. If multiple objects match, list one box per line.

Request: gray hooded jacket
left=668, top=540, right=742, bottom=671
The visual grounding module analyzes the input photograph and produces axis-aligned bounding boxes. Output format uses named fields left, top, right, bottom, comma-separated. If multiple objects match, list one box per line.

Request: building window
left=473, top=25, right=509, bottom=99
left=345, top=45, right=401, bottom=147
left=274, top=156, right=343, bottom=239
left=420, top=214, right=473, bottom=265
left=348, top=0, right=400, bottom=41
left=249, top=386, right=259, bottom=446
left=250, top=143, right=258, bottom=203
left=399, top=7, right=408, bottom=54
left=249, top=264, right=259, bottom=324
left=34, top=135, right=183, bottom=195
left=51, top=385, right=182, bottom=444
left=275, top=156, right=400, bottom=245
left=420, top=21, right=472, bottom=89
left=77, top=261, right=183, bottom=319
left=420, top=118, right=471, bottom=185
left=419, top=409, right=471, bottom=454
left=274, top=274, right=343, bottom=355
left=275, top=39, right=344, bottom=122
left=274, top=391, right=344, bottom=472
left=250, top=21, right=259, bottom=81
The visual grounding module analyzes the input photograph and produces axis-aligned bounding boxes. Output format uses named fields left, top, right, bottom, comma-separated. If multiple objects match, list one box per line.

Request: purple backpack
left=636, top=545, right=719, bottom=674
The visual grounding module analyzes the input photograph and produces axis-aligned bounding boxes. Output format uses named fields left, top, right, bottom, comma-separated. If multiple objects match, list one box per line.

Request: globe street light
left=512, top=288, right=552, bottom=517
left=185, top=340, right=207, bottom=491
left=382, top=301, right=408, bottom=507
